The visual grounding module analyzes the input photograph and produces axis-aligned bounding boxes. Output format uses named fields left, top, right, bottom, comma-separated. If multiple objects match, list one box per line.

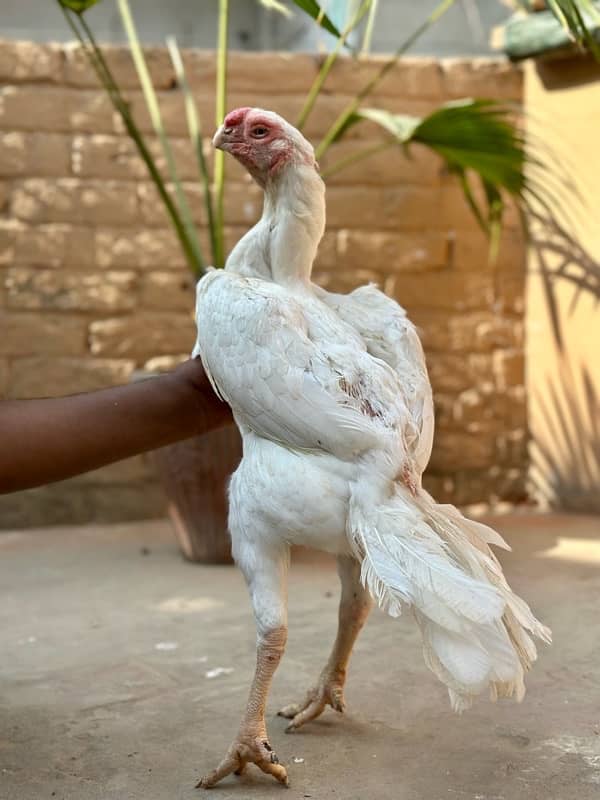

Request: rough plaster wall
left=525, top=57, right=600, bottom=513
left=0, top=41, right=526, bottom=527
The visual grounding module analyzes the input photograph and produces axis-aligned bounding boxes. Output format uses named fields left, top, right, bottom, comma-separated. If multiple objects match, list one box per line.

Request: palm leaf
left=117, top=0, right=205, bottom=273
left=326, top=100, right=528, bottom=235
left=166, top=36, right=218, bottom=265
left=315, top=0, right=457, bottom=158
left=361, top=0, right=380, bottom=54
left=258, top=0, right=293, bottom=16
left=545, top=0, right=600, bottom=58
left=349, top=108, right=420, bottom=142
left=297, top=0, right=375, bottom=130
left=288, top=0, right=344, bottom=38
left=57, top=3, right=203, bottom=275
left=413, top=101, right=526, bottom=192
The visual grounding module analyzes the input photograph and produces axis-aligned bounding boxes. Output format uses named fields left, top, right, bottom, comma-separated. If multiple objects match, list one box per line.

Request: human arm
left=0, top=358, right=232, bottom=494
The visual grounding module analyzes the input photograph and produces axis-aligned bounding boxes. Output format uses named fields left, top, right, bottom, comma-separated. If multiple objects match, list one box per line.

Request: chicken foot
left=197, top=625, right=289, bottom=788
left=279, top=555, right=373, bottom=732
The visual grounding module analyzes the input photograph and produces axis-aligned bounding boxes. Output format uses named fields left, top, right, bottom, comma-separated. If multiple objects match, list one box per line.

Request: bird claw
left=278, top=676, right=346, bottom=732
left=197, top=731, right=288, bottom=789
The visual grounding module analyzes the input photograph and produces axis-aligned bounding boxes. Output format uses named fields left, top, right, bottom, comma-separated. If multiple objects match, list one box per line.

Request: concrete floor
left=0, top=514, right=599, bottom=800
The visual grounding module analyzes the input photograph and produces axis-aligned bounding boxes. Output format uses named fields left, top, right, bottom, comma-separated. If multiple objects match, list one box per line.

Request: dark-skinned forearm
left=0, top=359, right=232, bottom=494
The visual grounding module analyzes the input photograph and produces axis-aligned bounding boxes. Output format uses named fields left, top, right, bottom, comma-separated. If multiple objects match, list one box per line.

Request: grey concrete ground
left=0, top=513, right=599, bottom=800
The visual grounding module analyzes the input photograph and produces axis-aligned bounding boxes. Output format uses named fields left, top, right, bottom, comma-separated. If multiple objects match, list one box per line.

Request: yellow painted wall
left=526, top=57, right=600, bottom=511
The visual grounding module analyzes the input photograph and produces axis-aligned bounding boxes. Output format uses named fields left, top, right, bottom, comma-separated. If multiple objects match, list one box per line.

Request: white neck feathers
left=262, top=164, right=325, bottom=286
left=224, top=162, right=325, bottom=285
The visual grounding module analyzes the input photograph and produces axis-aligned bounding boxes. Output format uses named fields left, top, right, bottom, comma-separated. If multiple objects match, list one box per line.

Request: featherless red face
left=213, top=107, right=306, bottom=186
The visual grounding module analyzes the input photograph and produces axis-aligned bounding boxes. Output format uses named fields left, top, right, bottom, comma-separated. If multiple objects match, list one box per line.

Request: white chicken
left=193, top=107, right=551, bottom=789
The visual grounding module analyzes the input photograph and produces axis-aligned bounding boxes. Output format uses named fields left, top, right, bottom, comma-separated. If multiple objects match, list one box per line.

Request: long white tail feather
left=500, top=587, right=552, bottom=644
left=434, top=501, right=512, bottom=551
left=360, top=545, right=411, bottom=618
left=428, top=625, right=493, bottom=687
left=419, top=497, right=552, bottom=646
left=415, top=587, right=473, bottom=633
left=475, top=622, right=522, bottom=682
left=503, top=609, right=541, bottom=666
left=418, top=616, right=486, bottom=709
left=352, top=501, right=506, bottom=627
left=349, top=485, right=551, bottom=710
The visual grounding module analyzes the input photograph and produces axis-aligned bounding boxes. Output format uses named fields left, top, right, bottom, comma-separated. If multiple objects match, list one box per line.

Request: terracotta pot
left=152, top=424, right=242, bottom=564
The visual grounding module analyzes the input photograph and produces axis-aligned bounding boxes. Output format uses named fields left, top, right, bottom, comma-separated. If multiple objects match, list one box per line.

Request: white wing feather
left=317, top=283, right=434, bottom=474
left=194, top=270, right=387, bottom=460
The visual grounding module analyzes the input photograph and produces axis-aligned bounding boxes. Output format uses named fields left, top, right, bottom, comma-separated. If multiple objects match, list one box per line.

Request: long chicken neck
left=262, top=163, right=325, bottom=287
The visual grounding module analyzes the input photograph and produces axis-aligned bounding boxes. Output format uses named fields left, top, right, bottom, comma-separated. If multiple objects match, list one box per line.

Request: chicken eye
left=251, top=126, right=269, bottom=138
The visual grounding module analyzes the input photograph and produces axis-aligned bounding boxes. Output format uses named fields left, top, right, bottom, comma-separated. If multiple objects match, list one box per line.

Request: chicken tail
left=347, top=484, right=551, bottom=712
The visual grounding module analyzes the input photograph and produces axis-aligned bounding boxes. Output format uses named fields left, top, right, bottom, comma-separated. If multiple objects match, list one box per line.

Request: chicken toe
left=278, top=674, right=346, bottom=732
left=196, top=729, right=288, bottom=789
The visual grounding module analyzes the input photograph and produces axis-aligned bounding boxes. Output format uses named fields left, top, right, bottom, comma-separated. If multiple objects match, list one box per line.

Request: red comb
left=224, top=107, right=251, bottom=127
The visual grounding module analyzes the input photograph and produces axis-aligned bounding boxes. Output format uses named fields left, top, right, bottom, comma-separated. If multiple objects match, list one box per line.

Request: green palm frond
left=288, top=0, right=344, bottom=38
left=117, top=0, right=205, bottom=273
left=546, top=0, right=600, bottom=58
left=411, top=101, right=526, bottom=195
left=324, top=100, right=528, bottom=238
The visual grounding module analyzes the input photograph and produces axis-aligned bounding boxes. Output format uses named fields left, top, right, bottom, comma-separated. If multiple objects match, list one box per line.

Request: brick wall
left=0, top=40, right=526, bottom=527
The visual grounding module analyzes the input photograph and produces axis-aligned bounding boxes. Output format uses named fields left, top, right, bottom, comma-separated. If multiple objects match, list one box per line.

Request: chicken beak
left=213, top=125, right=229, bottom=151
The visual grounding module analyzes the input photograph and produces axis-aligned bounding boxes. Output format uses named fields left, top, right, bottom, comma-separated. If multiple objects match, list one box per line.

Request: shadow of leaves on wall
left=528, top=206, right=600, bottom=513
left=530, top=360, right=600, bottom=513
left=529, top=208, right=600, bottom=351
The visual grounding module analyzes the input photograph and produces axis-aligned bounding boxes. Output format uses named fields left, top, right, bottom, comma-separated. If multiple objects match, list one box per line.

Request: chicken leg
left=279, top=555, right=373, bottom=732
left=198, top=544, right=290, bottom=788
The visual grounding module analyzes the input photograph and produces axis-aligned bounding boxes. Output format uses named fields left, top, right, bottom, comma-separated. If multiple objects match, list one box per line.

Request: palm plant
left=501, top=1, right=600, bottom=62
left=511, top=0, right=600, bottom=59
left=55, top=0, right=544, bottom=277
